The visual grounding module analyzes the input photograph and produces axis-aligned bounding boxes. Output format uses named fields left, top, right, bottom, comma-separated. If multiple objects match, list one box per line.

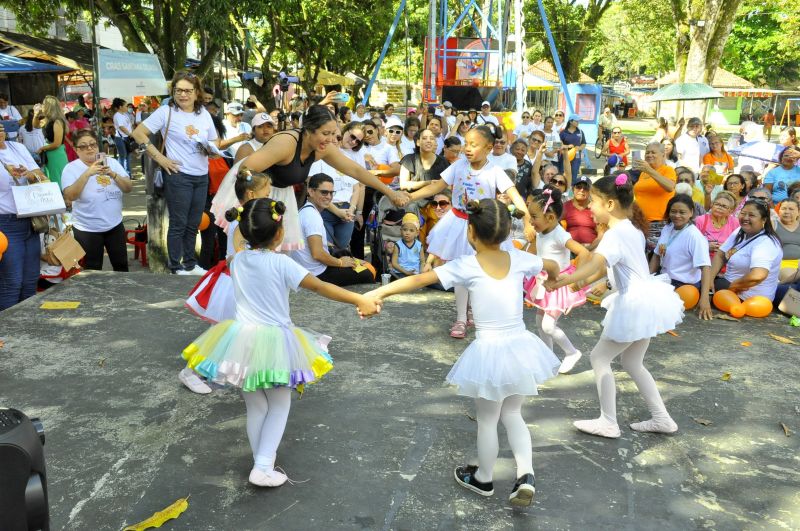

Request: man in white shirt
left=0, top=94, right=23, bottom=140
left=476, top=101, right=499, bottom=127
left=487, top=137, right=517, bottom=178
left=675, top=117, right=703, bottom=173
left=597, top=107, right=617, bottom=142
left=222, top=102, right=252, bottom=157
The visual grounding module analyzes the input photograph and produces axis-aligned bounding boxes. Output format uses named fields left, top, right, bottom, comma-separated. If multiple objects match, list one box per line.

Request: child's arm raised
left=545, top=252, right=607, bottom=291
left=299, top=274, right=381, bottom=317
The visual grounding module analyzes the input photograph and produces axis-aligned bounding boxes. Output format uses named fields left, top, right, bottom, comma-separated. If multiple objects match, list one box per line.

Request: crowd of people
left=2, top=71, right=799, bottom=507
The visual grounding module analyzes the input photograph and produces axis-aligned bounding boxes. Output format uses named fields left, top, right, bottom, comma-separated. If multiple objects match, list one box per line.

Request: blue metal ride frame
left=536, top=0, right=574, bottom=116
left=362, top=0, right=407, bottom=105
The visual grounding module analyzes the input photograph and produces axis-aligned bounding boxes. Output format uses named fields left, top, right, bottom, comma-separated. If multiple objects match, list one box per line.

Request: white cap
left=225, top=102, right=244, bottom=114
left=481, top=101, right=491, bottom=107
left=385, top=116, right=404, bottom=130
left=251, top=113, right=275, bottom=127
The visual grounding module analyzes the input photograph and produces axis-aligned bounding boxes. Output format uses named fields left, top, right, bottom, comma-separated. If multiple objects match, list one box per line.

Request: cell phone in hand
left=95, top=153, right=107, bottom=166
left=552, top=140, right=562, bottom=150
left=632, top=150, right=642, bottom=161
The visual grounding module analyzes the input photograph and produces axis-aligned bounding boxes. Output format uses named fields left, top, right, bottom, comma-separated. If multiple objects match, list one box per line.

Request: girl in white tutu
left=182, top=198, right=381, bottom=487
left=523, top=185, right=591, bottom=374
left=545, top=174, right=684, bottom=439
left=367, top=199, right=561, bottom=507
left=407, top=125, right=533, bottom=338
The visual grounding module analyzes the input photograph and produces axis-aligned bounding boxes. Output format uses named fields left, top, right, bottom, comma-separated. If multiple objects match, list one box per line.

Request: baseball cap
left=401, top=212, right=420, bottom=229
left=251, top=113, right=275, bottom=127
left=443, top=101, right=453, bottom=109
left=386, top=116, right=404, bottom=130
left=225, top=102, right=244, bottom=115
left=481, top=101, right=491, bottom=107
left=406, top=107, right=417, bottom=115
left=739, top=164, right=760, bottom=176
left=575, top=175, right=592, bottom=187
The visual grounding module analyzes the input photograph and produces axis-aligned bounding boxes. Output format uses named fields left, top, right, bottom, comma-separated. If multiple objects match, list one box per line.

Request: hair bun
left=465, top=200, right=483, bottom=215
left=225, top=206, right=242, bottom=222
left=273, top=201, right=286, bottom=216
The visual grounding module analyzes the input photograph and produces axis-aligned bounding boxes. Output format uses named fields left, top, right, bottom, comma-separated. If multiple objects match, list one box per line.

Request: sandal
left=450, top=320, right=467, bottom=338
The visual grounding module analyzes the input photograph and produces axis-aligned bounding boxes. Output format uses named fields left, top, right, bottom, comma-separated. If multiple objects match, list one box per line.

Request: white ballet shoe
left=573, top=418, right=621, bottom=439
left=248, top=467, right=288, bottom=487
left=558, top=351, right=582, bottom=374
left=630, top=417, right=678, bottom=434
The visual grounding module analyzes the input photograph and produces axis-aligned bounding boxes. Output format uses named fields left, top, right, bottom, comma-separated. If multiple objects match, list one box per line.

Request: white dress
left=596, top=220, right=684, bottom=342
left=435, top=250, right=560, bottom=401
left=426, top=159, right=515, bottom=260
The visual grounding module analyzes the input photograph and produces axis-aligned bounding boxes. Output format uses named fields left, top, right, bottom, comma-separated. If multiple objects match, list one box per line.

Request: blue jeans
left=321, top=202, right=355, bottom=250
left=114, top=136, right=131, bottom=173
left=0, top=214, right=40, bottom=311
left=164, top=171, right=208, bottom=272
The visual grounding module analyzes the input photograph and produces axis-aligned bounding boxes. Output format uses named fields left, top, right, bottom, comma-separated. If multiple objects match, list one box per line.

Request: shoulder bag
left=152, top=107, right=173, bottom=192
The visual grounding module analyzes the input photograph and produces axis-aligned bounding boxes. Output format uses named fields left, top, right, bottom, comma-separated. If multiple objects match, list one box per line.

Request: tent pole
left=90, top=0, right=101, bottom=138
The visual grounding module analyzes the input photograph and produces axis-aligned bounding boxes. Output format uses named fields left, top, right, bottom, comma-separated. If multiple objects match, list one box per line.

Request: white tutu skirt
left=185, top=260, right=235, bottom=323
left=270, top=186, right=304, bottom=252
left=426, top=211, right=473, bottom=260
left=210, top=160, right=245, bottom=231
left=446, top=326, right=560, bottom=401
left=601, top=274, right=684, bottom=342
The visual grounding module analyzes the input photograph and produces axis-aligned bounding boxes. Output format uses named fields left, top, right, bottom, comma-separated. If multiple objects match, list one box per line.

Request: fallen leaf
left=0, top=339, right=4, bottom=349
left=716, top=314, right=740, bottom=322
left=780, top=422, right=791, bottom=437
left=40, top=301, right=81, bottom=310
left=466, top=413, right=476, bottom=422
left=740, top=341, right=752, bottom=347
left=123, top=496, right=189, bottom=531
left=666, top=330, right=679, bottom=337
left=98, top=358, right=106, bottom=368
left=692, top=417, right=713, bottom=426
left=769, top=334, right=798, bottom=345
left=721, top=372, right=731, bottom=381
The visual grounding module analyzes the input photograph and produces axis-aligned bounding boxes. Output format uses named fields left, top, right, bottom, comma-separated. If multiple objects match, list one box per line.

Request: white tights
left=242, top=387, right=292, bottom=471
left=455, top=285, right=469, bottom=323
left=536, top=311, right=578, bottom=356
left=590, top=338, right=670, bottom=425
left=473, top=395, right=534, bottom=483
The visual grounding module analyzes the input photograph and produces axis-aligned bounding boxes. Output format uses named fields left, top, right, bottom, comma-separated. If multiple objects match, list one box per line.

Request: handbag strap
left=160, top=107, right=173, bottom=155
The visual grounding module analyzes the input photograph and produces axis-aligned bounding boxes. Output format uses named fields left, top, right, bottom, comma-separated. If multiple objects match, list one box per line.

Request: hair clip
left=615, top=174, right=628, bottom=187
left=507, top=204, right=516, bottom=215
left=271, top=202, right=282, bottom=222
left=236, top=205, right=243, bottom=222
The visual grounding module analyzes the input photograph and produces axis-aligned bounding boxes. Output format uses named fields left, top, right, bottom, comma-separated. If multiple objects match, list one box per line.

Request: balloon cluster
left=713, top=289, right=772, bottom=318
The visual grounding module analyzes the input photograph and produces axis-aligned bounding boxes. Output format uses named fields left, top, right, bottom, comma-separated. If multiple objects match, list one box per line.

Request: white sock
left=455, top=285, right=469, bottom=323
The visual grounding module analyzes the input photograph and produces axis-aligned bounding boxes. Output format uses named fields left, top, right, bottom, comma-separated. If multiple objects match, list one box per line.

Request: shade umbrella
left=650, top=83, right=722, bottom=102
left=727, top=141, right=784, bottom=164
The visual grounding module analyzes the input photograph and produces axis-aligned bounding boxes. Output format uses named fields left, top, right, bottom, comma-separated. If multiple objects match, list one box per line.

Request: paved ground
left=1, top=272, right=799, bottom=530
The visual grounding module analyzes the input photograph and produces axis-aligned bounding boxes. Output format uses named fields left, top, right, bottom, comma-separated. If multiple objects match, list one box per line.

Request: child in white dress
left=546, top=175, right=684, bottom=438
left=182, top=198, right=381, bottom=487
left=367, top=198, right=561, bottom=507
left=407, top=125, right=532, bottom=338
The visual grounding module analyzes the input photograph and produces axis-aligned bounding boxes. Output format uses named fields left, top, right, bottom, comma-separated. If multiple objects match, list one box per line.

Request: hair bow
left=542, top=188, right=555, bottom=213
left=615, top=173, right=628, bottom=187
left=271, top=202, right=282, bottom=222
left=236, top=206, right=244, bottom=222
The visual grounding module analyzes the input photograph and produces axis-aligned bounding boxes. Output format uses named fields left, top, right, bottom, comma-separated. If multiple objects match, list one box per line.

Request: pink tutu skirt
left=185, top=260, right=236, bottom=323
left=524, top=264, right=588, bottom=315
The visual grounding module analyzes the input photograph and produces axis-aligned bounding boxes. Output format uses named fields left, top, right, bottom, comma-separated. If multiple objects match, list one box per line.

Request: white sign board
left=97, top=49, right=168, bottom=99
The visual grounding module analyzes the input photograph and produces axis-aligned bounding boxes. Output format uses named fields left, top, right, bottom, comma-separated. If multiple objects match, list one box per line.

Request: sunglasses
left=432, top=200, right=451, bottom=208
left=347, top=132, right=363, bottom=146
left=612, top=130, right=622, bottom=134
left=314, top=189, right=335, bottom=196
left=555, top=113, right=564, bottom=117
left=364, top=129, right=376, bottom=135
left=574, top=183, right=590, bottom=189
left=551, top=179, right=567, bottom=186
left=387, top=128, right=402, bottom=134
left=522, top=115, right=530, bottom=119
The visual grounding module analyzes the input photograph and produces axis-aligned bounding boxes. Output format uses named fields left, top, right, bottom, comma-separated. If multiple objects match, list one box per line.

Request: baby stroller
left=366, top=191, right=406, bottom=276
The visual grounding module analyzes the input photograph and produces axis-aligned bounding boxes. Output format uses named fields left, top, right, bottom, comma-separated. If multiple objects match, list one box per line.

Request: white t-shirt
left=142, top=105, right=219, bottom=176
left=222, top=118, right=252, bottom=156
left=60, top=157, right=129, bottom=232
left=435, top=249, right=543, bottom=331
left=350, top=113, right=371, bottom=123
left=290, top=203, right=329, bottom=276
left=18, top=126, right=46, bottom=155
left=476, top=113, right=499, bottom=127
left=675, top=133, right=701, bottom=173
left=656, top=223, right=710, bottom=284
left=0, top=105, right=22, bottom=138
left=596, top=219, right=651, bottom=292
left=720, top=230, right=783, bottom=300
left=363, top=141, right=400, bottom=166
left=309, top=159, right=357, bottom=203
left=536, top=225, right=572, bottom=271
left=0, top=142, right=40, bottom=214
left=400, top=136, right=416, bottom=156
left=543, top=131, right=560, bottom=161
left=441, top=158, right=515, bottom=211
left=487, top=153, right=517, bottom=174
left=113, top=112, right=133, bottom=138
left=513, top=122, right=536, bottom=139
left=231, top=250, right=309, bottom=327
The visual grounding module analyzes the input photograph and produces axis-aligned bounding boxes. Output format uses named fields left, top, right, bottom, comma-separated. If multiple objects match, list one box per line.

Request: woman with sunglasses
left=446, top=113, right=471, bottom=146
left=601, top=127, right=630, bottom=168
left=553, top=111, right=566, bottom=132
left=419, top=190, right=452, bottom=247
left=562, top=176, right=598, bottom=249
left=398, top=129, right=449, bottom=215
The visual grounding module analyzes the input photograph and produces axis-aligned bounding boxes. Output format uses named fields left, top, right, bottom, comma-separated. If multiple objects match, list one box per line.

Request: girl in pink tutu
left=524, top=186, right=591, bottom=374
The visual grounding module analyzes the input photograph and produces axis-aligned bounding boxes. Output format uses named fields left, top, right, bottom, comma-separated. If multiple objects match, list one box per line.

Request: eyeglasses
left=387, top=128, right=402, bottom=134
left=529, top=137, right=543, bottom=143
left=175, top=88, right=195, bottom=95
left=750, top=196, right=769, bottom=202
left=76, top=142, right=98, bottom=150
left=522, top=115, right=530, bottom=119
left=712, top=201, right=733, bottom=209
left=432, top=200, right=451, bottom=208
left=364, top=129, right=376, bottom=135
left=552, top=179, right=567, bottom=186
left=314, top=189, right=335, bottom=196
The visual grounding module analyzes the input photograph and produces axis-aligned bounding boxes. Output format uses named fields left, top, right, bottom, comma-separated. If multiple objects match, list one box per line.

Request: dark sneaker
left=454, top=465, right=494, bottom=496
left=509, top=473, right=535, bottom=506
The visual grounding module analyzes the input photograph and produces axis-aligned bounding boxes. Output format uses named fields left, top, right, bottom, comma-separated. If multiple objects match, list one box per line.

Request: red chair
left=125, top=226, right=148, bottom=267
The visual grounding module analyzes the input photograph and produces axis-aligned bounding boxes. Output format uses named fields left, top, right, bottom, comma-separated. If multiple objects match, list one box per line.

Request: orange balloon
left=199, top=212, right=211, bottom=231
left=0, top=230, right=7, bottom=254
left=512, top=239, right=524, bottom=250
left=0, top=252, right=3, bottom=262
left=742, top=296, right=773, bottom=318
left=712, top=289, right=740, bottom=312
left=729, top=304, right=746, bottom=318
left=675, top=285, right=700, bottom=310
left=568, top=147, right=576, bottom=161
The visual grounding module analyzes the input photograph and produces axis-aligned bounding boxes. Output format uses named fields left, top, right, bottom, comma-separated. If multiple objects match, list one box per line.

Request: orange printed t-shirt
left=764, top=113, right=775, bottom=127
left=633, top=165, right=676, bottom=221
left=702, top=152, right=735, bottom=173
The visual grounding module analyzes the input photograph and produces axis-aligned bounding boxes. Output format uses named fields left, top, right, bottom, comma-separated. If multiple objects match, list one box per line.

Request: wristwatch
left=138, top=141, right=151, bottom=150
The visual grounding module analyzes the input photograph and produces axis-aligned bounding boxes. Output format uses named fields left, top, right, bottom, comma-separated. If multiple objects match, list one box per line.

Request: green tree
left=522, top=0, right=613, bottom=82
left=721, top=0, right=800, bottom=87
